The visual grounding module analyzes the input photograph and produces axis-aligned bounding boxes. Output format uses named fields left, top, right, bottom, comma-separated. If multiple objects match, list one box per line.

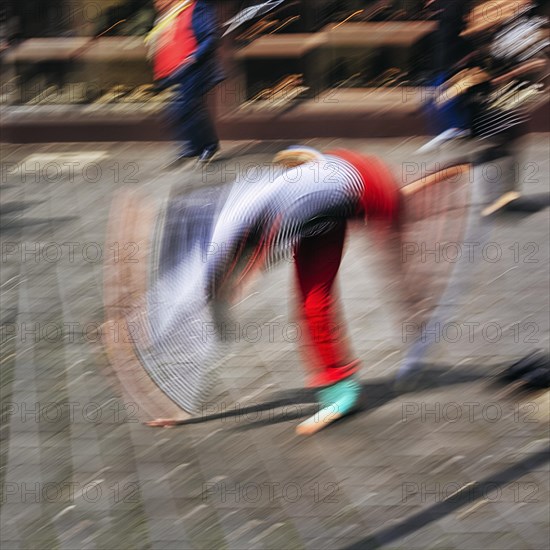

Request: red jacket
left=154, top=3, right=198, bottom=80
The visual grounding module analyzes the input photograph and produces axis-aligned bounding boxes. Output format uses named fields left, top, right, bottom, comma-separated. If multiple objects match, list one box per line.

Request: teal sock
left=317, top=377, right=361, bottom=416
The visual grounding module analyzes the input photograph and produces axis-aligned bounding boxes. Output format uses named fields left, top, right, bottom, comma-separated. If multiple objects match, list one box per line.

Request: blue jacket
left=161, top=0, right=225, bottom=94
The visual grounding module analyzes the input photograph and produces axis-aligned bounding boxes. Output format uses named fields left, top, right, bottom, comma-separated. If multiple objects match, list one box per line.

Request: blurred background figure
left=463, top=0, right=548, bottom=214
left=146, top=0, right=224, bottom=165
left=422, top=0, right=473, bottom=146
left=421, top=0, right=548, bottom=214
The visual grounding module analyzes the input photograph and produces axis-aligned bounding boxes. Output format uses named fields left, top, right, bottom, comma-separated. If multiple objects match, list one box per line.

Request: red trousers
left=293, top=151, right=399, bottom=387
left=294, top=221, right=359, bottom=388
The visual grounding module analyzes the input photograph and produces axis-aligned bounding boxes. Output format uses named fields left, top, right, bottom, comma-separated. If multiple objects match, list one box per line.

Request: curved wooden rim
left=401, top=163, right=472, bottom=197
left=102, top=189, right=191, bottom=421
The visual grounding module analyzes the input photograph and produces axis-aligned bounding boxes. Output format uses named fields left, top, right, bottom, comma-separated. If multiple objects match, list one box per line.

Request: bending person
left=146, top=147, right=402, bottom=434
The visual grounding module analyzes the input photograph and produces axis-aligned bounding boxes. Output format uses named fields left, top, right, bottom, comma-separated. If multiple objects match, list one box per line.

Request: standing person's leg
left=294, top=221, right=361, bottom=435
left=479, top=133, right=524, bottom=216
left=195, top=92, right=220, bottom=161
left=172, top=87, right=219, bottom=161
left=166, top=83, right=204, bottom=159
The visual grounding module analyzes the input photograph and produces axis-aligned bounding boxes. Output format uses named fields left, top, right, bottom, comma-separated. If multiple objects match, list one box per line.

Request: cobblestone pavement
left=1, top=136, right=549, bottom=550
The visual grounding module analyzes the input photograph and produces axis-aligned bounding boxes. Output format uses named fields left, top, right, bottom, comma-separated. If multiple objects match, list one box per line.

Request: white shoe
left=417, top=128, right=470, bottom=154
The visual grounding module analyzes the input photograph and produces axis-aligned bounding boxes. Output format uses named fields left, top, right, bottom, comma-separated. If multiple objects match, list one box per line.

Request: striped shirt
left=207, top=155, right=365, bottom=283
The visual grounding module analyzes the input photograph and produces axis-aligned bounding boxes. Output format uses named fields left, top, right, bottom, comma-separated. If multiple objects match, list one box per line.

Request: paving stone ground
left=0, top=136, right=549, bottom=550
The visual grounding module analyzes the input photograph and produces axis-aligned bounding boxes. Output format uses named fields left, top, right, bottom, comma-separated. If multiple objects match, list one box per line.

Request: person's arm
left=191, top=0, right=220, bottom=64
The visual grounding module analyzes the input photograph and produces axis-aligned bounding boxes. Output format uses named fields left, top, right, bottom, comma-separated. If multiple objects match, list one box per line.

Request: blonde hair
left=272, top=148, right=324, bottom=168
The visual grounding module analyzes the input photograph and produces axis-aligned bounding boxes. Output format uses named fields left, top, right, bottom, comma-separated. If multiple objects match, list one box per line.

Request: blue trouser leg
left=170, top=85, right=219, bottom=156
left=425, top=74, right=469, bottom=135
left=192, top=94, right=219, bottom=152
